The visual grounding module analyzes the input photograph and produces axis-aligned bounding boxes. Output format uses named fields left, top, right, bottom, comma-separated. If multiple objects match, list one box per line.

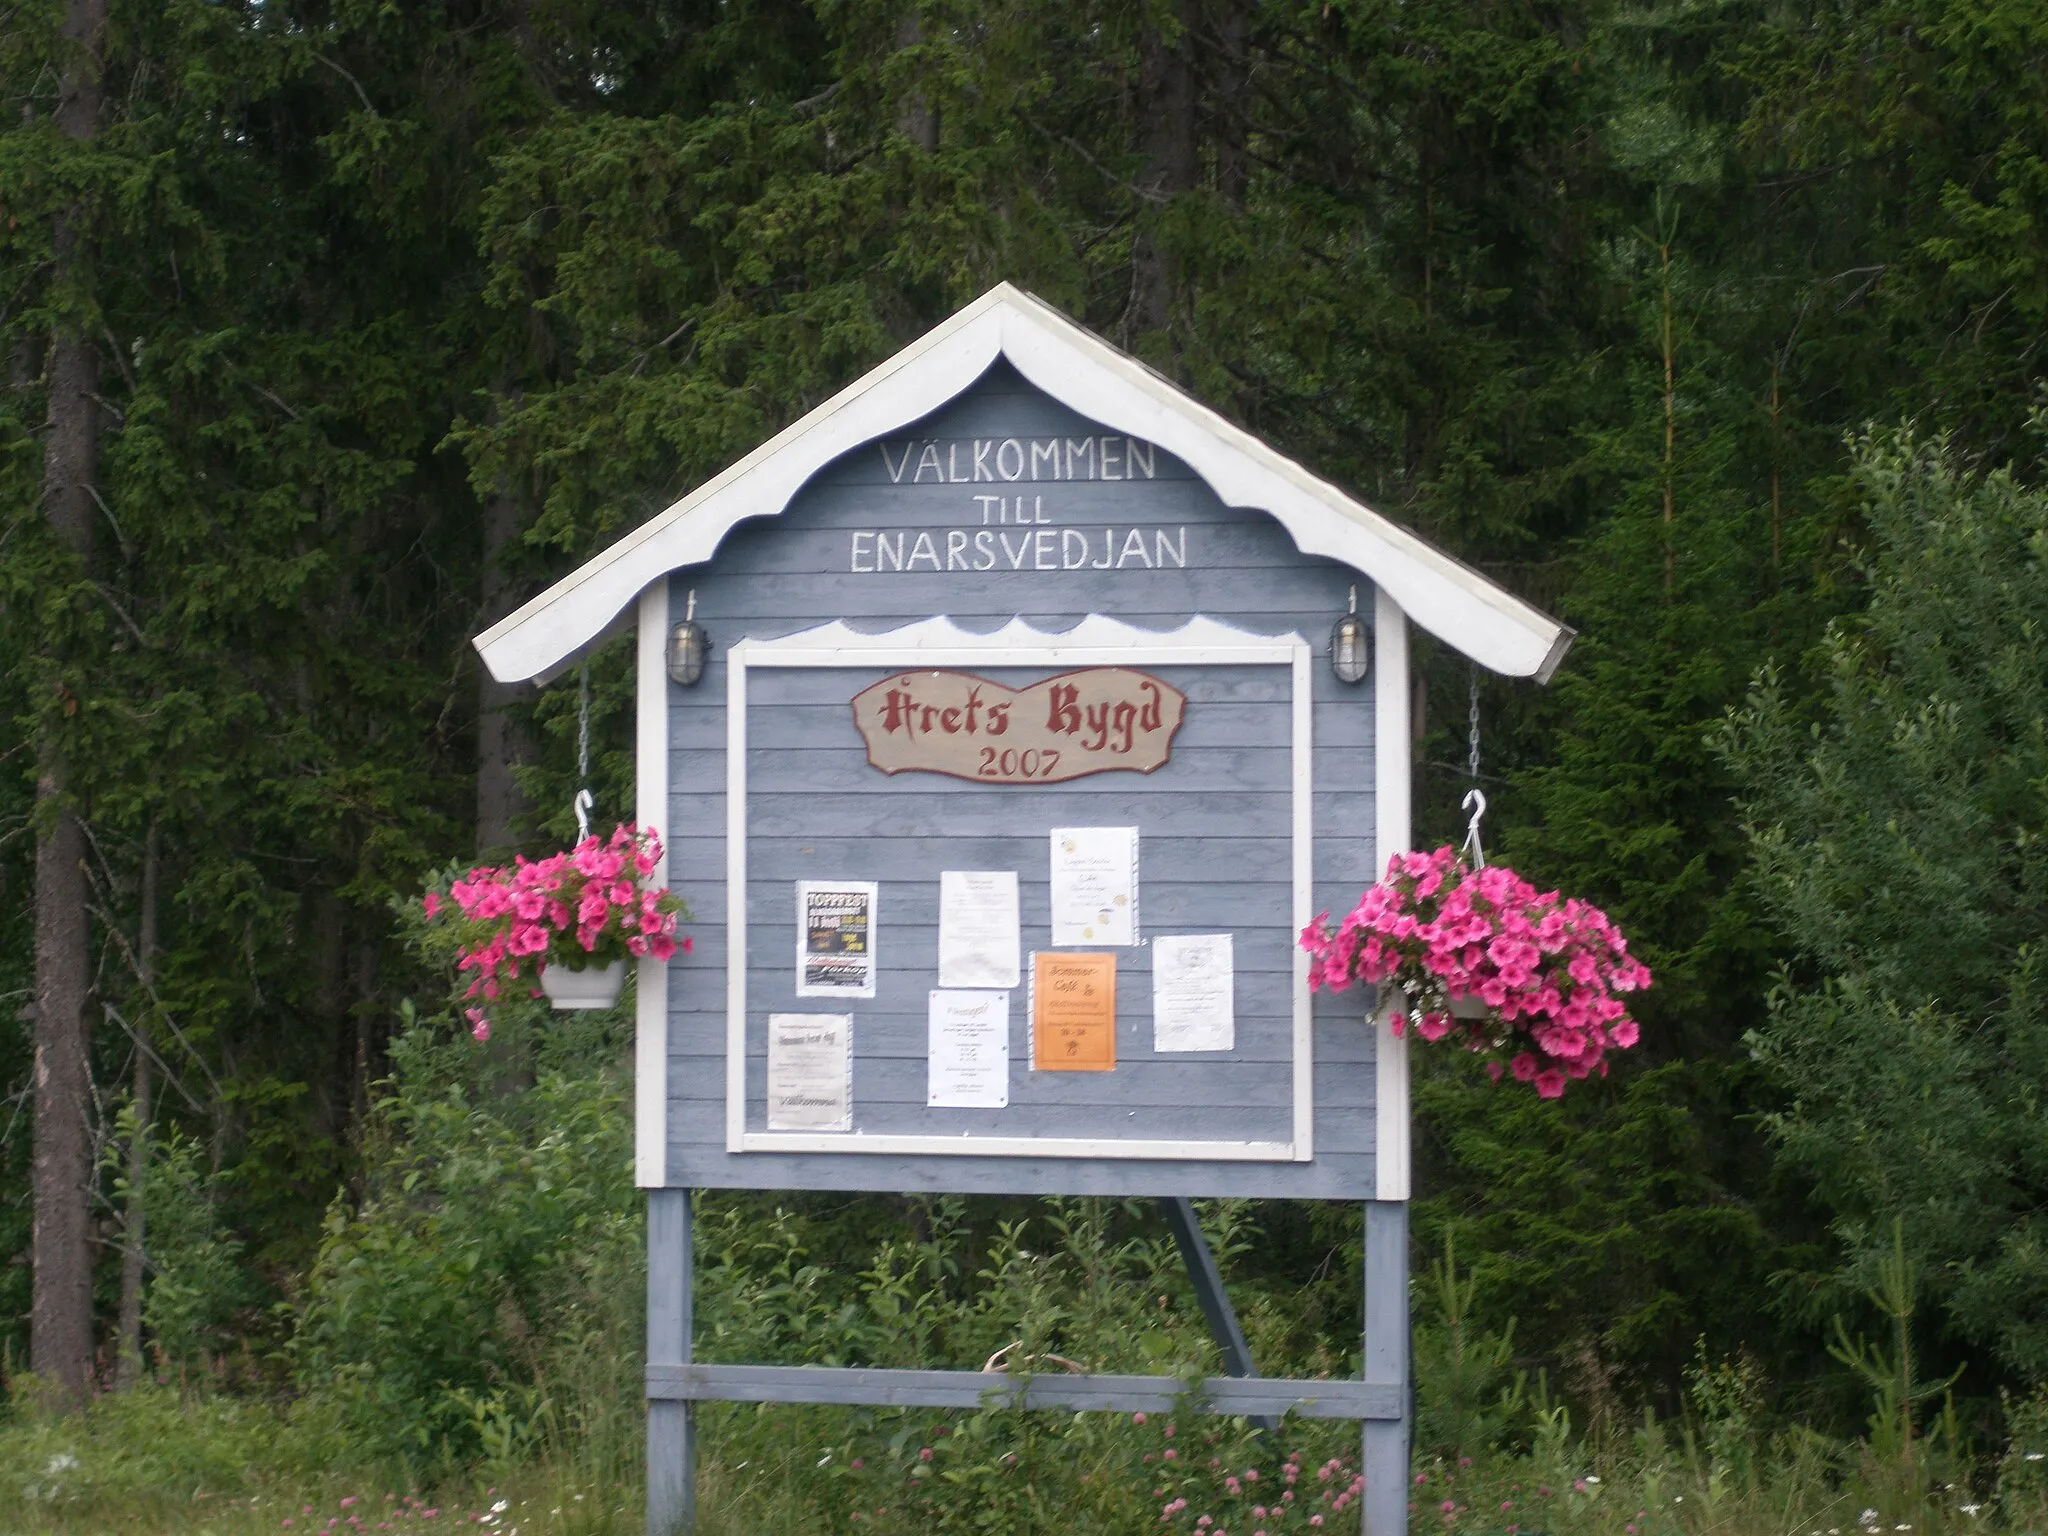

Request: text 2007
left=977, top=747, right=1061, bottom=780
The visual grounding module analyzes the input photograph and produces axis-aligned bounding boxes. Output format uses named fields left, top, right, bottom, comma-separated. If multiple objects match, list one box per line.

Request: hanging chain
left=1462, top=666, right=1488, bottom=868
left=574, top=663, right=594, bottom=842
left=1467, top=666, right=1482, bottom=783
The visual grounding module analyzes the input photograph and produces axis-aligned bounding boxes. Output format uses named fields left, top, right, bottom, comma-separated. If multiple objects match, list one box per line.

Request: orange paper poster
left=1031, top=952, right=1116, bottom=1071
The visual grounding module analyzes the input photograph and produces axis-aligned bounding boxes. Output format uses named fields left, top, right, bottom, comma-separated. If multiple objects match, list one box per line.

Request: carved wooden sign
left=850, top=668, right=1187, bottom=783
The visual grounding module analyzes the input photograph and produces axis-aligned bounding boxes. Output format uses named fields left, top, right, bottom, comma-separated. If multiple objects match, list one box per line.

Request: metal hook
left=1461, top=788, right=1488, bottom=869
left=574, top=788, right=594, bottom=843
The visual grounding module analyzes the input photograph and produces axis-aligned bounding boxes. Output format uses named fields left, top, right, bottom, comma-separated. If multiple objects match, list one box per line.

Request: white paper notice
left=938, top=871, right=1021, bottom=988
left=927, top=990, right=1011, bottom=1108
left=1152, top=934, right=1235, bottom=1052
left=1049, top=827, right=1139, bottom=946
left=766, top=1013, right=852, bottom=1130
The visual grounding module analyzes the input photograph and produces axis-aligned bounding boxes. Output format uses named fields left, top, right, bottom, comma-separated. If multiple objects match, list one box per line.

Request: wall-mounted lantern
left=1330, top=585, right=1371, bottom=684
left=667, top=589, right=709, bottom=687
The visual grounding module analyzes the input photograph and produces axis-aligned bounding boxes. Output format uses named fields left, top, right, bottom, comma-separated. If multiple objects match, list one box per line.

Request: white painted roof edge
left=474, top=281, right=1573, bottom=685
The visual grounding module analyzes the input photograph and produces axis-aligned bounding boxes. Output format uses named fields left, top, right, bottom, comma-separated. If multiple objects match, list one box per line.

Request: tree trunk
left=1209, top=1, right=1251, bottom=207
left=30, top=0, right=109, bottom=1409
left=476, top=489, right=535, bottom=858
left=477, top=489, right=539, bottom=1093
left=1128, top=1, right=1198, bottom=347
left=113, top=823, right=157, bottom=1390
left=894, top=12, right=939, bottom=153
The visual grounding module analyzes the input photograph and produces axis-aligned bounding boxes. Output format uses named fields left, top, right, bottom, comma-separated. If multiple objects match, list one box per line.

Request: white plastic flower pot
left=540, top=959, right=627, bottom=1010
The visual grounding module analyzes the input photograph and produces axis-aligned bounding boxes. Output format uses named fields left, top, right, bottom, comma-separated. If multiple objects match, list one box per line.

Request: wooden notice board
left=660, top=365, right=1381, bottom=1199
left=472, top=284, right=1577, bottom=1536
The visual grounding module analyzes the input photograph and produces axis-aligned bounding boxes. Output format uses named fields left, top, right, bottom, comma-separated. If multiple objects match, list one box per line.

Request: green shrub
left=293, top=1001, right=642, bottom=1467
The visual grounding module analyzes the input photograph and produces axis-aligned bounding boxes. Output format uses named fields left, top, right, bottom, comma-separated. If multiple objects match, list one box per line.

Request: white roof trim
left=474, top=282, right=1572, bottom=684
left=740, top=611, right=1301, bottom=660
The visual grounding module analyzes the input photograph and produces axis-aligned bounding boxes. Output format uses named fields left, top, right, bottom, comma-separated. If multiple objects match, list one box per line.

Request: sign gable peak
left=473, top=282, right=1570, bottom=684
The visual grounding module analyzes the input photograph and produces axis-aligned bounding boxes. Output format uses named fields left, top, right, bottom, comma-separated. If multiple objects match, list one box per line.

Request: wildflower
left=1255, top=1507, right=1268, bottom=1520
left=1501, top=1503, right=1514, bottom=1512
left=342, top=1500, right=359, bottom=1511
left=2030, top=1454, right=2047, bottom=1463
left=1310, top=1520, right=1324, bottom=1529
left=1441, top=1501, right=1455, bottom=1513
left=1459, top=1457, right=1472, bottom=1468
left=1135, top=1412, right=1148, bottom=1425
left=919, top=1447, right=934, bottom=1463
left=1962, top=1505, right=1983, bottom=1516
left=1575, top=1479, right=1590, bottom=1492
left=1166, top=1449, right=1179, bottom=1461
left=283, top=1523, right=294, bottom=1530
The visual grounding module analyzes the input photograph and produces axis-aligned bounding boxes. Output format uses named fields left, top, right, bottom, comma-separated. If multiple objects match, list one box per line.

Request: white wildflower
left=2028, top=1453, right=2046, bottom=1463
left=1586, top=1476, right=1602, bottom=1485
left=1961, top=1505, right=1983, bottom=1517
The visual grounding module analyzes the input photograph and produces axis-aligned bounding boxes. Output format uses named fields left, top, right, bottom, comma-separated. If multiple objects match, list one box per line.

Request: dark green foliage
left=1719, top=430, right=2048, bottom=1382
left=1, top=0, right=2047, bottom=1446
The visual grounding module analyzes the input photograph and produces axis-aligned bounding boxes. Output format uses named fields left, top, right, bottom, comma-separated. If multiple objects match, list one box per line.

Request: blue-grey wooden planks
left=663, top=359, right=1382, bottom=1198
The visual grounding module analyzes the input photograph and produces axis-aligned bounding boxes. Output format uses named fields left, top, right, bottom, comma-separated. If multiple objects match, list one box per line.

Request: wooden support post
left=1159, top=1196, right=1277, bottom=1433
left=647, top=1189, right=695, bottom=1536
left=1362, top=1199, right=1410, bottom=1536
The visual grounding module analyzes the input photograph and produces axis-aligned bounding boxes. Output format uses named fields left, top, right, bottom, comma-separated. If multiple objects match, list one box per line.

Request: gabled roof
left=474, top=282, right=1572, bottom=684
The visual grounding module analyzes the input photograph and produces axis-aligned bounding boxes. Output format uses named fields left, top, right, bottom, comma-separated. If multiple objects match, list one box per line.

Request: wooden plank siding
left=662, top=361, right=1382, bottom=1198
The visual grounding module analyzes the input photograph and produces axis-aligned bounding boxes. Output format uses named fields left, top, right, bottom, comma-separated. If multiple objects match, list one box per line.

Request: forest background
left=4, top=0, right=2048, bottom=1529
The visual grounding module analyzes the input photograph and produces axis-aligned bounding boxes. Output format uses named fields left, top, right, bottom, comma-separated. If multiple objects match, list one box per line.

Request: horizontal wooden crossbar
left=646, top=1363, right=1400, bottom=1419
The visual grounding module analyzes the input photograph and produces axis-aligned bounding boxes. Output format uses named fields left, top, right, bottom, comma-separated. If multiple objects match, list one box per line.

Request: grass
left=4, top=1386, right=2046, bottom=1536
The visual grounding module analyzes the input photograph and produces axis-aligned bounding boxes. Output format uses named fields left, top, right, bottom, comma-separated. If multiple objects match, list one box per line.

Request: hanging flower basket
left=1299, top=846, right=1650, bottom=1097
left=423, top=823, right=689, bottom=1039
